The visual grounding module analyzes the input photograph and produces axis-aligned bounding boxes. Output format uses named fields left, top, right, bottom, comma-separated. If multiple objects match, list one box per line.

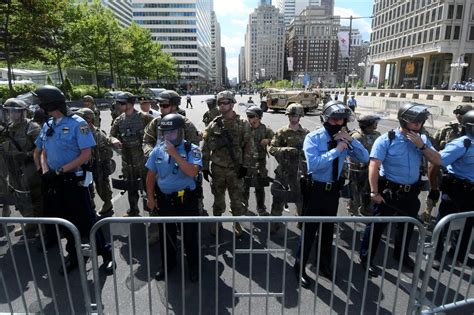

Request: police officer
left=294, top=101, right=368, bottom=287
left=432, top=110, right=474, bottom=269
left=244, top=106, right=274, bottom=216
left=1, top=98, right=42, bottom=235
left=347, top=115, right=381, bottom=216
left=33, top=85, right=113, bottom=275
left=76, top=108, right=115, bottom=216
left=143, top=90, right=201, bottom=158
left=82, top=95, right=101, bottom=128
left=424, top=104, right=473, bottom=223
left=145, top=114, right=201, bottom=282
left=138, top=95, right=160, bottom=118
left=202, top=96, right=220, bottom=127
left=202, top=90, right=253, bottom=237
left=110, top=92, right=154, bottom=216
left=347, top=95, right=357, bottom=112
left=359, top=103, right=441, bottom=277
left=269, top=103, right=309, bottom=233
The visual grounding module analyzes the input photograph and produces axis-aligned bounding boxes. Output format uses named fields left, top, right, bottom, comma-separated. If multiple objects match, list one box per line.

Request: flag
left=287, top=57, right=294, bottom=72
left=261, top=68, right=265, bottom=77
left=337, top=31, right=350, bottom=58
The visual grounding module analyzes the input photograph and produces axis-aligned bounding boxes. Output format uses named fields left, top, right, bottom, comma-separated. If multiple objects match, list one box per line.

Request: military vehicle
left=260, top=89, right=321, bottom=113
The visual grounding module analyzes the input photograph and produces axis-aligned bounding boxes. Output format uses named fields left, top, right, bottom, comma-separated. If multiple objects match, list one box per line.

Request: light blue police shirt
left=304, top=127, right=369, bottom=183
left=145, top=141, right=202, bottom=194
left=441, top=135, right=474, bottom=183
left=35, top=115, right=96, bottom=171
left=370, top=128, right=432, bottom=185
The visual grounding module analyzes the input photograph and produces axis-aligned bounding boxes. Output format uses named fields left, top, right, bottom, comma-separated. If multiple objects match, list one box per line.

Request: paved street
left=0, top=94, right=471, bottom=314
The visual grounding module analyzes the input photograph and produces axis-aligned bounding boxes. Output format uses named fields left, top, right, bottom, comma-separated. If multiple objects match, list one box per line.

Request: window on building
left=456, top=5, right=463, bottom=19
left=453, top=26, right=461, bottom=39
left=436, top=27, right=440, bottom=40
left=414, top=16, right=418, bottom=28
left=432, top=9, right=436, bottom=22
left=438, top=7, right=443, bottom=20
left=445, top=25, right=452, bottom=39
left=448, top=5, right=454, bottom=19
left=429, top=28, right=434, bottom=41
left=417, top=32, right=422, bottom=44
left=469, top=26, right=474, bottom=40
left=423, top=30, right=428, bottom=43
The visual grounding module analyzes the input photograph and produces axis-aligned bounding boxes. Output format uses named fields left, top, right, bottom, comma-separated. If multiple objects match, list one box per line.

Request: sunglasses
left=160, top=103, right=171, bottom=108
left=218, top=101, right=232, bottom=106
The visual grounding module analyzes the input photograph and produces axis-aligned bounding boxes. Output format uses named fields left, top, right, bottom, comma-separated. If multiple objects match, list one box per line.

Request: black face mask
left=323, top=122, right=344, bottom=136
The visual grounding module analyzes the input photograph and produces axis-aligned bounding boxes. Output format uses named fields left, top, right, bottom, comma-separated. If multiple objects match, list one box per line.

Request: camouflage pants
left=243, top=159, right=267, bottom=213
left=9, top=173, right=43, bottom=218
left=347, top=170, right=372, bottom=216
left=122, top=154, right=147, bottom=212
left=210, top=164, right=245, bottom=216
left=92, top=170, right=113, bottom=210
left=271, top=166, right=302, bottom=216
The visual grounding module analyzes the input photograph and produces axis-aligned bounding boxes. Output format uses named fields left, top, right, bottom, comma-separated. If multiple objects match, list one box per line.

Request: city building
left=221, top=47, right=228, bottom=86
left=78, top=0, right=133, bottom=27
left=132, top=0, right=213, bottom=89
left=244, top=3, right=285, bottom=82
left=276, top=0, right=333, bottom=26
left=239, top=46, right=246, bottom=84
left=211, top=11, right=222, bottom=88
left=370, top=0, right=474, bottom=89
left=336, top=26, right=369, bottom=86
left=286, top=5, right=340, bottom=87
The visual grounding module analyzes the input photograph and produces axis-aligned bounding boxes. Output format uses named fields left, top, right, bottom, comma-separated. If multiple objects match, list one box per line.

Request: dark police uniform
left=145, top=125, right=202, bottom=282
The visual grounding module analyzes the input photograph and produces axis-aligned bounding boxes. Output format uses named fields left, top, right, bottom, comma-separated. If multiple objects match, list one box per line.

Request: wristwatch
left=370, top=192, right=379, bottom=198
left=56, top=167, right=64, bottom=175
left=419, top=144, right=427, bottom=150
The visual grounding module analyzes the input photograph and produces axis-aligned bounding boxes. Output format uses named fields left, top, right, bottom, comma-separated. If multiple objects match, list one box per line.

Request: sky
left=213, top=0, right=374, bottom=80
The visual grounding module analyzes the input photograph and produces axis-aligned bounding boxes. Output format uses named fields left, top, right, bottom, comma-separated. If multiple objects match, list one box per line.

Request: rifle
left=215, top=118, right=239, bottom=171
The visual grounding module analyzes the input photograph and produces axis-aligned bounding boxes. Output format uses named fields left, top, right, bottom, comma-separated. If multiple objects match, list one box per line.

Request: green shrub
left=0, top=83, right=38, bottom=103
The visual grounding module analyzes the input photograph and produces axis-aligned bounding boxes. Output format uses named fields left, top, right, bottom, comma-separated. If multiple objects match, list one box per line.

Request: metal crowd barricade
left=418, top=212, right=474, bottom=314
left=89, top=216, right=425, bottom=315
left=0, top=217, right=92, bottom=314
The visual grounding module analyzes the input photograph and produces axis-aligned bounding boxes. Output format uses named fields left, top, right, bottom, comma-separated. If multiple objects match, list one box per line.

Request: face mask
left=323, top=122, right=343, bottom=135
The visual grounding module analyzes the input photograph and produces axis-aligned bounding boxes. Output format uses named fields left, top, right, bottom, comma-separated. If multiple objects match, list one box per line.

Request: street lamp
left=349, top=70, right=358, bottom=87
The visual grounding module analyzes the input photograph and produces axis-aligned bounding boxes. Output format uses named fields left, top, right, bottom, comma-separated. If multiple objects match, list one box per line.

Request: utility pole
left=107, top=31, right=115, bottom=90
left=343, top=15, right=352, bottom=105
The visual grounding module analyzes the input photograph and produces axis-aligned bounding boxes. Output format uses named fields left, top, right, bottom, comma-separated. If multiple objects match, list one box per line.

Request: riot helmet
left=397, top=102, right=431, bottom=129
left=216, top=91, right=236, bottom=104
left=357, top=114, right=381, bottom=130
left=115, top=92, right=136, bottom=104
left=285, top=103, right=304, bottom=117
left=83, top=95, right=94, bottom=102
left=75, top=107, right=95, bottom=123
left=158, top=113, right=185, bottom=146
left=157, top=90, right=181, bottom=107
left=453, top=104, right=473, bottom=115
left=320, top=100, right=353, bottom=123
left=3, top=98, right=28, bottom=123
left=31, top=85, right=67, bottom=114
left=462, top=110, right=474, bottom=137
left=246, top=105, right=263, bottom=119
left=205, top=97, right=217, bottom=108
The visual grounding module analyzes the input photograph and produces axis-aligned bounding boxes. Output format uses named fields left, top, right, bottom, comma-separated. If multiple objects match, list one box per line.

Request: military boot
left=99, top=201, right=114, bottom=215
left=123, top=209, right=140, bottom=217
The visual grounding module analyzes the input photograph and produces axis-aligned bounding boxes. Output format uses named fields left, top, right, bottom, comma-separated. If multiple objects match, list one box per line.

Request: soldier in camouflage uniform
left=143, top=90, right=201, bottom=157
left=347, top=115, right=381, bottom=216
left=425, top=104, right=473, bottom=223
left=110, top=92, right=154, bottom=216
left=243, top=106, right=274, bottom=215
left=0, top=104, right=11, bottom=218
left=202, top=91, right=253, bottom=237
left=202, top=97, right=220, bottom=127
left=269, top=103, right=309, bottom=232
left=76, top=108, right=115, bottom=216
left=1, top=98, right=42, bottom=235
left=83, top=95, right=101, bottom=128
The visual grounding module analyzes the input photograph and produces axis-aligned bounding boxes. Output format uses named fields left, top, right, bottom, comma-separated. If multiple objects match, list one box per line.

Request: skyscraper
left=77, top=0, right=133, bottom=28
left=211, top=11, right=222, bottom=88
left=276, top=0, right=333, bottom=26
left=133, top=0, right=213, bottom=87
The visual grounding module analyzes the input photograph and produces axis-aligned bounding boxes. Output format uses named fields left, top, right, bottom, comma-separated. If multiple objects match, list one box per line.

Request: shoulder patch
left=80, top=124, right=90, bottom=135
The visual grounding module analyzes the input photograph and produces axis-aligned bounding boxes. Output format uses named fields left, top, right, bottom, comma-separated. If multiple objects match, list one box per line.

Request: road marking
left=111, top=193, right=123, bottom=204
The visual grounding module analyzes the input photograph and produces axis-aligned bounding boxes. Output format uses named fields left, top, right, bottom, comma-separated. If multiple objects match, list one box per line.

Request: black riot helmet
left=320, top=100, right=354, bottom=123
left=357, top=114, right=381, bottom=129
left=205, top=97, right=217, bottom=108
left=158, top=113, right=185, bottom=145
left=453, top=104, right=473, bottom=115
left=31, top=85, right=67, bottom=114
left=397, top=103, right=431, bottom=129
left=157, top=90, right=181, bottom=107
left=462, top=110, right=474, bottom=137
left=115, top=92, right=136, bottom=104
left=246, top=105, right=263, bottom=119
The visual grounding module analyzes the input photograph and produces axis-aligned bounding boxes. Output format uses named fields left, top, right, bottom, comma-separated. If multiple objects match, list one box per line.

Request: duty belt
left=445, top=174, right=474, bottom=191
left=311, top=178, right=344, bottom=192
left=157, top=188, right=196, bottom=203
left=381, top=178, right=419, bottom=193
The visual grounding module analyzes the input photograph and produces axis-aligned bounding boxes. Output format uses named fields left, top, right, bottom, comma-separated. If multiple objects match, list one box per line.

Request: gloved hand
left=427, top=189, right=440, bottom=202
left=41, top=170, right=57, bottom=186
left=238, top=166, right=248, bottom=179
left=203, top=170, right=212, bottom=182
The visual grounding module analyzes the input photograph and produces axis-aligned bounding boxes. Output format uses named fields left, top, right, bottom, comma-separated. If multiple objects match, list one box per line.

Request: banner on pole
left=287, top=57, right=294, bottom=72
left=337, top=31, right=350, bottom=58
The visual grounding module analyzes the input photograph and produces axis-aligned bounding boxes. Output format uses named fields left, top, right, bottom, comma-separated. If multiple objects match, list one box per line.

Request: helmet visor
left=158, top=128, right=183, bottom=146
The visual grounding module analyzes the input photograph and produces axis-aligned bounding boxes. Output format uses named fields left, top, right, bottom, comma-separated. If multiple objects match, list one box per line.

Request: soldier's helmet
left=31, top=85, right=66, bottom=113
left=216, top=90, right=236, bottom=104
left=83, top=95, right=94, bottom=102
left=453, top=104, right=473, bottom=115
left=397, top=102, right=431, bottom=128
left=4, top=98, right=28, bottom=122
left=285, top=103, right=304, bottom=117
left=320, top=100, right=353, bottom=123
left=157, top=90, right=181, bottom=106
left=357, top=114, right=381, bottom=129
left=3, top=98, right=28, bottom=110
left=158, top=113, right=185, bottom=145
left=205, top=97, right=217, bottom=108
left=115, top=92, right=136, bottom=104
left=75, top=107, right=95, bottom=121
left=138, top=95, right=153, bottom=103
left=462, top=110, right=474, bottom=137
left=246, top=105, right=263, bottom=119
